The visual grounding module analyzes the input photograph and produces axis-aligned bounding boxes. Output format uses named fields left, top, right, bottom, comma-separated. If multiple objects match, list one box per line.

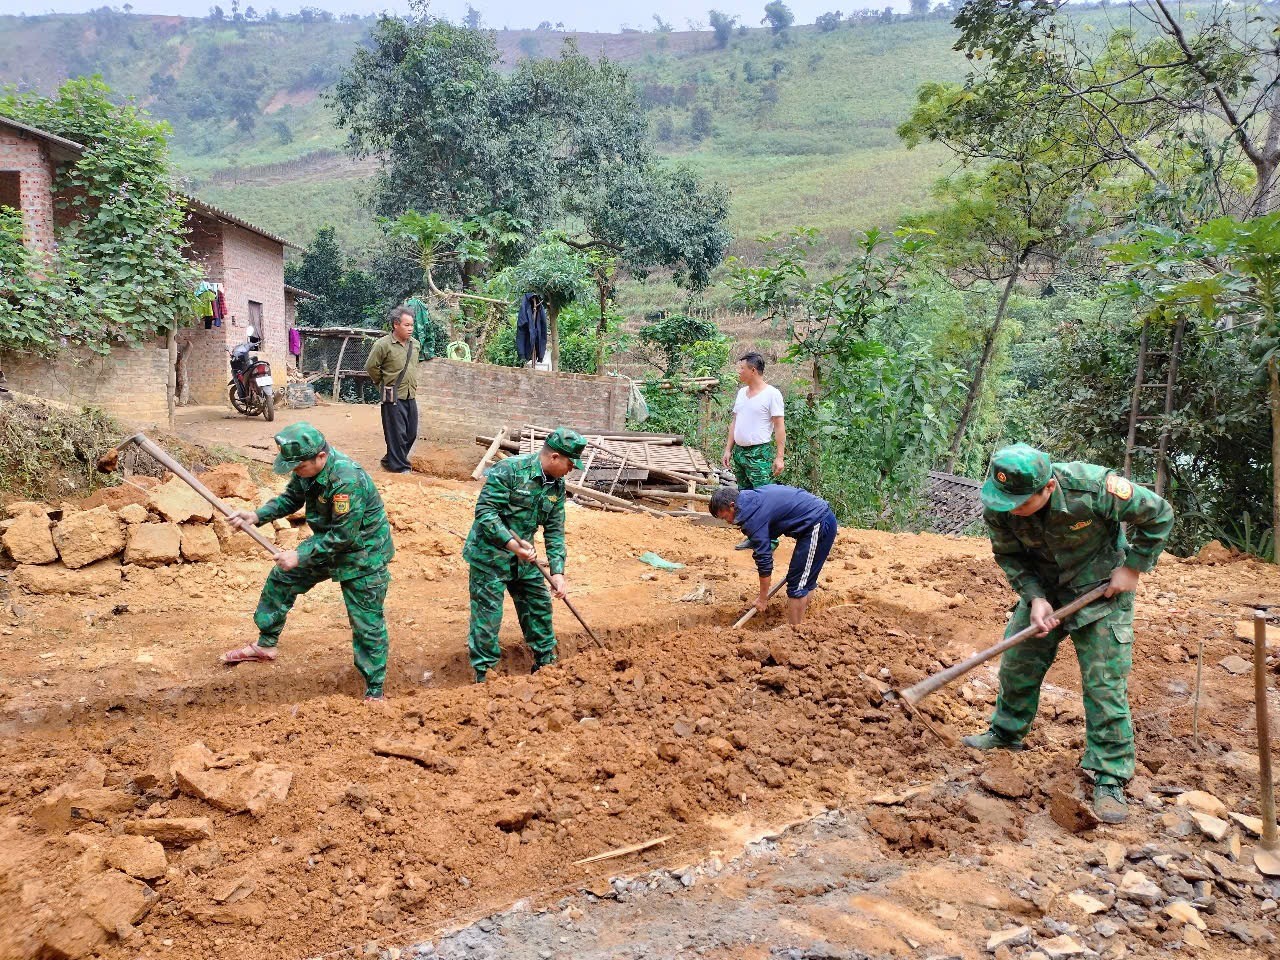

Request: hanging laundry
left=516, top=293, right=547, bottom=363
left=288, top=328, right=302, bottom=357
left=194, top=282, right=216, bottom=319
left=406, top=297, right=434, bottom=360
left=213, top=290, right=227, bottom=321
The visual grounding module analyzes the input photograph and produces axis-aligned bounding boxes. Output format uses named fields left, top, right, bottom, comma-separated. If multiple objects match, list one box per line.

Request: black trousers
left=380, top=397, right=418, bottom=471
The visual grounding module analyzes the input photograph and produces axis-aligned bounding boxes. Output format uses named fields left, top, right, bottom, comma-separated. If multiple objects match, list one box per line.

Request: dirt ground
left=1, top=431, right=1279, bottom=960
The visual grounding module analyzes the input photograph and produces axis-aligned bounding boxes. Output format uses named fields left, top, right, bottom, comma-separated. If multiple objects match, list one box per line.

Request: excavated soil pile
left=0, top=602, right=967, bottom=960
left=2, top=470, right=1280, bottom=960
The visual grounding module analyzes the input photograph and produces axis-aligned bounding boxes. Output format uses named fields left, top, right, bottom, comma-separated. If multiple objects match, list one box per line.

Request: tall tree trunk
left=944, top=256, right=1024, bottom=472
left=594, top=282, right=610, bottom=374
left=548, top=304, right=561, bottom=371
left=807, top=355, right=823, bottom=492
left=1270, top=356, right=1280, bottom=564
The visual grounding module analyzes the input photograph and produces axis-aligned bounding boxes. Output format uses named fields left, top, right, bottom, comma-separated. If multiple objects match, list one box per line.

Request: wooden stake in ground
left=472, top=426, right=507, bottom=480
left=1251, top=609, right=1280, bottom=876
left=1192, top=638, right=1205, bottom=749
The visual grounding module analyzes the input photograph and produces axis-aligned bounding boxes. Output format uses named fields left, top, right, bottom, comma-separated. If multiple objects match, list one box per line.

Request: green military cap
left=544, top=426, right=587, bottom=469
left=981, top=443, right=1053, bottom=512
left=272, top=422, right=327, bottom=474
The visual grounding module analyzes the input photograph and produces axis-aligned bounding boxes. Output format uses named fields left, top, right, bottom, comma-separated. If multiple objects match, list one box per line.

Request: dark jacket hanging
left=516, top=294, right=548, bottom=363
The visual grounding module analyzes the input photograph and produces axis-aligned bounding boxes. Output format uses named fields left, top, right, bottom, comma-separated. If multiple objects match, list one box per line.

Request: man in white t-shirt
left=722, top=352, right=786, bottom=548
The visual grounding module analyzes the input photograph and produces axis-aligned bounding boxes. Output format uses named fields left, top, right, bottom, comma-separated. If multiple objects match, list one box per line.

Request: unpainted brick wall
left=0, top=342, right=171, bottom=422
left=415, top=360, right=628, bottom=440
left=179, top=214, right=289, bottom=405
left=0, top=128, right=56, bottom=254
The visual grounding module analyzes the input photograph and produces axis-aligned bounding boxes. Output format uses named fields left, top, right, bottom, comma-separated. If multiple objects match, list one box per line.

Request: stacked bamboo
left=472, top=425, right=725, bottom=519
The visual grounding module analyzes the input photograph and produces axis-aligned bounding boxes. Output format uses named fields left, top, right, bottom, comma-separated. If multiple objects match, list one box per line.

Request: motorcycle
left=228, top=327, right=275, bottom=422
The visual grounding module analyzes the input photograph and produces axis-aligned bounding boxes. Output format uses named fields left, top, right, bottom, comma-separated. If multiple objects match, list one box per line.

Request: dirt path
left=1, top=464, right=1278, bottom=960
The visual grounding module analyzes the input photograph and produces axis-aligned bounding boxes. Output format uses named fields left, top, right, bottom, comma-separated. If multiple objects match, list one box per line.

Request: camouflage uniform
left=982, top=454, right=1174, bottom=783
left=463, top=452, right=569, bottom=676
left=253, top=438, right=395, bottom=697
left=731, top=442, right=776, bottom=490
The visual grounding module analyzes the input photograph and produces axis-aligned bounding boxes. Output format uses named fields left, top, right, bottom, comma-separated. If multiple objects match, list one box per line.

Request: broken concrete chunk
left=1219, top=654, right=1251, bottom=675
left=986, top=925, right=1032, bottom=952
left=79, top=869, right=156, bottom=931
left=1164, top=900, right=1207, bottom=931
left=123, top=522, right=182, bottom=567
left=1175, top=790, right=1228, bottom=819
left=53, top=506, right=125, bottom=569
left=123, top=817, right=213, bottom=846
left=1189, top=811, right=1230, bottom=842
left=2, top=511, right=58, bottom=564
left=1040, top=935, right=1086, bottom=959
left=1066, top=891, right=1107, bottom=914
left=1118, top=870, right=1164, bottom=906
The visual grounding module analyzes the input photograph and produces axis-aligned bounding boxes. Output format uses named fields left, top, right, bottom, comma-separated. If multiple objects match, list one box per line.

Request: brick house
left=0, top=114, right=304, bottom=419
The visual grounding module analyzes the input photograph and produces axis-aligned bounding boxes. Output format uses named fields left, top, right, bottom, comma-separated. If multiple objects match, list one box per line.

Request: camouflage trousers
left=467, top=559, right=556, bottom=674
left=988, top=592, right=1135, bottom=782
left=254, top=565, right=391, bottom=697
left=731, top=442, right=775, bottom=490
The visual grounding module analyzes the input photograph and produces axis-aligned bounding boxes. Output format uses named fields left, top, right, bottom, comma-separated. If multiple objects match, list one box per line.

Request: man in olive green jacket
left=365, top=305, right=420, bottom=474
left=965, top=443, right=1174, bottom=825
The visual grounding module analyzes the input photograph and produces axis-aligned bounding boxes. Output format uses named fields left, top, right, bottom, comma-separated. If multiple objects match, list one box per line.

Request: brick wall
left=415, top=360, right=628, bottom=440
left=0, top=128, right=56, bottom=254
left=179, top=213, right=288, bottom=405
left=0, top=341, right=171, bottom=422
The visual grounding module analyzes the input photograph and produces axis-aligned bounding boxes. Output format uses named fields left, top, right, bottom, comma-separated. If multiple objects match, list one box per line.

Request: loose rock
left=79, top=869, right=156, bottom=931
left=123, top=817, right=213, bottom=846
left=102, top=836, right=167, bottom=881
left=2, top=512, right=58, bottom=564
left=124, top=523, right=182, bottom=567
left=1040, top=935, right=1086, bottom=959
left=13, top=559, right=123, bottom=597
left=986, top=926, right=1032, bottom=952
left=1118, top=870, right=1164, bottom=906
left=147, top=476, right=214, bottom=524
left=1164, top=900, right=1206, bottom=931
left=1175, top=791, right=1228, bottom=819
left=180, top=524, right=221, bottom=563
left=1049, top=789, right=1099, bottom=834
left=1188, top=811, right=1230, bottom=842
left=53, top=506, right=125, bottom=569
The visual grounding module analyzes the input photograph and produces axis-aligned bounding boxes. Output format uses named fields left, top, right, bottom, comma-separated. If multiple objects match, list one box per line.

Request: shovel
left=97, top=432, right=281, bottom=558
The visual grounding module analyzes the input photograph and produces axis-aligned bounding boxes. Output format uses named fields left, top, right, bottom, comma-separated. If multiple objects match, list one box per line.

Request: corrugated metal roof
left=0, top=114, right=301, bottom=249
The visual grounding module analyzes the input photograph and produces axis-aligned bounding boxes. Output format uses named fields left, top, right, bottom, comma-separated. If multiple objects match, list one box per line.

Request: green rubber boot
left=474, top=670, right=487, bottom=684
left=1093, top=780, right=1128, bottom=824
left=960, top=730, right=1026, bottom=752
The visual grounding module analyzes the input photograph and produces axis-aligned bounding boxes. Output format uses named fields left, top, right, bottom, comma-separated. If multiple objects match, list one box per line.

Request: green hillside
left=0, top=11, right=967, bottom=254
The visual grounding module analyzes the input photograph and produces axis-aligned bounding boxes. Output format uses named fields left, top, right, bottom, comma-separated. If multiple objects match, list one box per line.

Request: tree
left=1109, top=213, right=1280, bottom=560
left=708, top=9, right=736, bottom=48
left=462, top=4, right=481, bottom=29
left=284, top=226, right=383, bottom=331
left=332, top=22, right=650, bottom=253
left=900, top=79, right=1109, bottom=468
left=729, top=228, right=967, bottom=520
left=953, top=0, right=1280, bottom=220
left=815, top=11, right=842, bottom=32
left=208, top=5, right=224, bottom=20
left=652, top=13, right=672, bottom=32
left=909, top=0, right=930, bottom=16
left=761, top=1, right=793, bottom=36
left=690, top=104, right=713, bottom=141
left=568, top=163, right=730, bottom=370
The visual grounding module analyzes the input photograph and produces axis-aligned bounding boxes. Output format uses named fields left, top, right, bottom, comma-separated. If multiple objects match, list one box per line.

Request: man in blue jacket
left=710, top=485, right=838, bottom=625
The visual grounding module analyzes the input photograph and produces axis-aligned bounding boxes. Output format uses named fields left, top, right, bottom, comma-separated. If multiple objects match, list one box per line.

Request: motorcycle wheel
left=262, top=390, right=275, bottom=422
left=228, top=383, right=250, bottom=416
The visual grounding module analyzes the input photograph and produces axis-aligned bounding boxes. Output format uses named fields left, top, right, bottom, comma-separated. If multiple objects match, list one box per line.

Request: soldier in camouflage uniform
left=464, top=427, right=587, bottom=683
left=220, top=422, right=395, bottom=702
left=963, top=444, right=1174, bottom=823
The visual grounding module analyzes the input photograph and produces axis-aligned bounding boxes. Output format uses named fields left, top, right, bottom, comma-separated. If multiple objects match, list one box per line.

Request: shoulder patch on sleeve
left=1105, top=474, right=1133, bottom=501
left=333, top=493, right=351, bottom=515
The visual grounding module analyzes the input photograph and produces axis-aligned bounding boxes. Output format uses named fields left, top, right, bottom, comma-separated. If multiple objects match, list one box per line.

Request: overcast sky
left=5, top=1, right=915, bottom=32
